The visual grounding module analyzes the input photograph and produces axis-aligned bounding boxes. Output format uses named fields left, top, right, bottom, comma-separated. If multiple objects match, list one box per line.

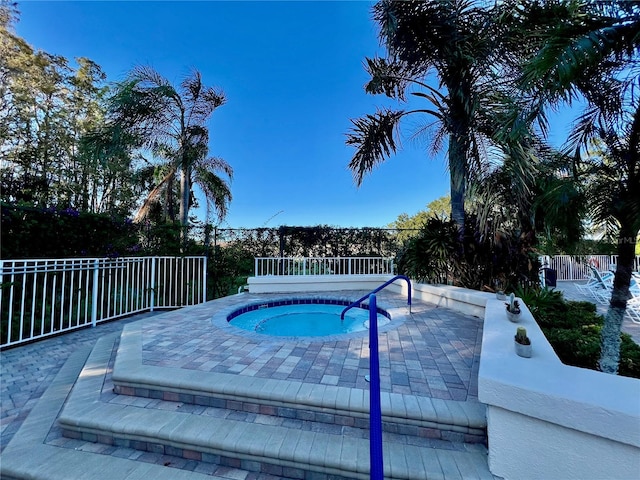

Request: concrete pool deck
left=1, top=282, right=638, bottom=479
left=134, top=290, right=483, bottom=401
left=2, top=289, right=493, bottom=479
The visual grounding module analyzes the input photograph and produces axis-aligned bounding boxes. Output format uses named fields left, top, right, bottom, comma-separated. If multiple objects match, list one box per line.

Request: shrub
left=523, top=286, right=640, bottom=379
left=515, top=284, right=566, bottom=326
left=396, top=216, right=540, bottom=290
left=1, top=203, right=211, bottom=259
left=619, top=334, right=640, bottom=378
left=395, top=217, right=459, bottom=284
left=542, top=325, right=602, bottom=371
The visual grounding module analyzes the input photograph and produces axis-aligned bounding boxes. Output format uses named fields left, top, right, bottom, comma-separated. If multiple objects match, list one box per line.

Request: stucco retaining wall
left=246, top=274, right=394, bottom=294
left=479, top=297, right=640, bottom=480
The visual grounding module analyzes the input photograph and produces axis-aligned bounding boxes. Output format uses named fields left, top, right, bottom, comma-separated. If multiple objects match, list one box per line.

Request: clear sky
left=14, top=1, right=574, bottom=229
left=14, top=0, right=454, bottom=228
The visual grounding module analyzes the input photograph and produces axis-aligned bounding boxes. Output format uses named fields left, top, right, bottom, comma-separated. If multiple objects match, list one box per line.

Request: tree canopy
left=0, top=5, right=232, bottom=243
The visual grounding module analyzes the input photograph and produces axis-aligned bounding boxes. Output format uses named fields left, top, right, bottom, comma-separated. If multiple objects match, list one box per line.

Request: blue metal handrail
left=368, top=294, right=383, bottom=479
left=340, top=275, right=412, bottom=320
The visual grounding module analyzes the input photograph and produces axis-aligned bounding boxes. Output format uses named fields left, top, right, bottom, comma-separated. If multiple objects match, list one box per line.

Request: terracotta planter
left=515, top=341, right=532, bottom=358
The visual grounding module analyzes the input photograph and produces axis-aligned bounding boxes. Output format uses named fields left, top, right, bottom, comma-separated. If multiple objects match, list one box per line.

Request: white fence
left=0, top=256, right=207, bottom=348
left=254, top=257, right=395, bottom=277
left=541, top=255, right=640, bottom=281
left=253, top=255, right=640, bottom=281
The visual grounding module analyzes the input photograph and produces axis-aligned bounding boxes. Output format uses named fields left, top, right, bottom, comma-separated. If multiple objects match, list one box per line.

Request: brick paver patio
left=2, top=281, right=637, bottom=478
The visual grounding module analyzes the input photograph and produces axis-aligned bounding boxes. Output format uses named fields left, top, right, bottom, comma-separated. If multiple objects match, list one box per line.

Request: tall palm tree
left=346, top=0, right=506, bottom=238
left=513, top=0, right=640, bottom=374
left=108, top=67, right=232, bottom=230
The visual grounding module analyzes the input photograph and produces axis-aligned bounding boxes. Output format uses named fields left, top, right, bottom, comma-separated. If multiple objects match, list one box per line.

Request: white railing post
left=255, top=257, right=259, bottom=276
left=201, top=256, right=207, bottom=304
left=18, top=263, right=26, bottom=341
left=569, top=258, right=574, bottom=281
left=91, top=259, right=99, bottom=328
left=150, top=258, right=156, bottom=312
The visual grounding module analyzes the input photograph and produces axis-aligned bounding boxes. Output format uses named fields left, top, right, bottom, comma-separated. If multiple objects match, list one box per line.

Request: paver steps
left=111, top=322, right=488, bottom=445
left=111, top=373, right=487, bottom=445
left=56, top=332, right=495, bottom=479
left=0, top=339, right=219, bottom=480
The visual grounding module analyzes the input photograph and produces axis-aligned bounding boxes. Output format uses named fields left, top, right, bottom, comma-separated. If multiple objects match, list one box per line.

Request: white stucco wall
left=394, top=282, right=492, bottom=318
left=487, top=406, right=640, bottom=480
left=246, top=274, right=396, bottom=294
left=479, top=298, right=640, bottom=480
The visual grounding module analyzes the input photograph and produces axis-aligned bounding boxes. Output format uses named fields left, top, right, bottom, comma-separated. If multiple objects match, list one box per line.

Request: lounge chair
left=576, top=266, right=613, bottom=303
left=594, top=277, right=640, bottom=307
left=626, top=295, right=640, bottom=324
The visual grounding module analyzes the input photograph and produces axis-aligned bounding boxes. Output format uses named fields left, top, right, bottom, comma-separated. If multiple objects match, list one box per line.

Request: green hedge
left=518, top=286, right=640, bottom=378
left=1, top=203, right=208, bottom=259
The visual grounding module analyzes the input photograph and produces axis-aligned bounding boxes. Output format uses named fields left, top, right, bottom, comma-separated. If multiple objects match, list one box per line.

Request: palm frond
left=182, top=70, right=226, bottom=125
left=410, top=90, right=448, bottom=113
left=182, top=69, right=203, bottom=103
left=373, top=0, right=490, bottom=75
left=533, top=172, right=586, bottom=246
left=566, top=105, right=603, bottom=153
left=193, top=164, right=232, bottom=222
left=519, top=0, right=640, bottom=106
left=199, top=156, right=233, bottom=180
left=131, top=65, right=171, bottom=88
left=364, top=57, right=407, bottom=100
left=373, top=0, right=399, bottom=53
left=346, top=108, right=404, bottom=186
left=406, top=118, right=441, bottom=157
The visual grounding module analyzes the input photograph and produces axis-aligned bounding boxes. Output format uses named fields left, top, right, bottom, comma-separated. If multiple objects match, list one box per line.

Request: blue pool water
left=228, top=303, right=389, bottom=337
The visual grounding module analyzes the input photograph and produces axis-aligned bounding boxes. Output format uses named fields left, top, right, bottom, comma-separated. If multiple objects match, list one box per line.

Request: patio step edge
left=0, top=335, right=219, bottom=480
left=59, top=335, right=496, bottom=480
left=112, top=322, right=487, bottom=441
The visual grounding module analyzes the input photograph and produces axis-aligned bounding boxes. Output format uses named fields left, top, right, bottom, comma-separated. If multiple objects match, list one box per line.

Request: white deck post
left=201, top=256, right=207, bottom=304
left=91, top=259, right=99, bottom=328
left=150, top=258, right=156, bottom=312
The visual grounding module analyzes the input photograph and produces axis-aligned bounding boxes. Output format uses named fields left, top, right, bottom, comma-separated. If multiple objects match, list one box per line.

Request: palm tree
left=133, top=127, right=232, bottom=226
left=346, top=0, right=506, bottom=238
left=513, top=0, right=640, bottom=374
left=107, top=67, right=232, bottom=232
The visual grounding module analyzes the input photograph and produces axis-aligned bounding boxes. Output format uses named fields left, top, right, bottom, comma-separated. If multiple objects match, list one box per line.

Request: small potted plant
left=495, top=280, right=506, bottom=300
left=505, top=293, right=521, bottom=322
left=514, top=326, right=532, bottom=358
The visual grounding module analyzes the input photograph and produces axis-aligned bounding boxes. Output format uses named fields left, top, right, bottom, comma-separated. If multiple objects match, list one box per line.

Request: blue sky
left=15, top=1, right=574, bottom=229
left=15, top=0, right=454, bottom=228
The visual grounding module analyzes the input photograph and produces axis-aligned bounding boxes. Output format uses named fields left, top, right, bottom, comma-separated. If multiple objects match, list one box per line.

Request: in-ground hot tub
left=226, top=298, right=390, bottom=337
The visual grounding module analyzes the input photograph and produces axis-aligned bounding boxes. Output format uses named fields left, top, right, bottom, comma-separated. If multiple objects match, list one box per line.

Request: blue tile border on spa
left=225, top=297, right=391, bottom=321
left=211, top=293, right=410, bottom=343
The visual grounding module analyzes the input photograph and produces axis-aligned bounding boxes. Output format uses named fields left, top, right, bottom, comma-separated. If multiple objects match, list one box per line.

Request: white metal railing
left=254, top=257, right=395, bottom=277
left=0, top=256, right=207, bottom=348
left=540, top=254, right=640, bottom=281
left=254, top=255, right=640, bottom=281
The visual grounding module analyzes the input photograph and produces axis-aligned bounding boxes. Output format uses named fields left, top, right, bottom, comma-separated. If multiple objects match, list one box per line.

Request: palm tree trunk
left=165, top=177, right=175, bottom=223
left=179, top=165, right=191, bottom=250
left=599, top=221, right=637, bottom=374
left=448, top=131, right=467, bottom=240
